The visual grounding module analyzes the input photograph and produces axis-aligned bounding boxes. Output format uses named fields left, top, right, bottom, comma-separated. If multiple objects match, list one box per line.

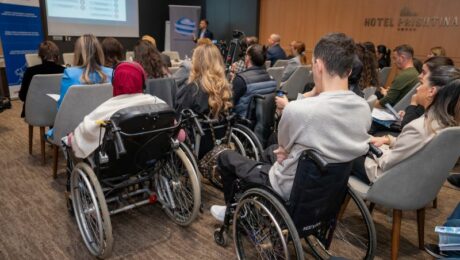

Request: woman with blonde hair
left=57, top=34, right=112, bottom=109
left=428, top=46, right=446, bottom=57
left=175, top=42, right=232, bottom=118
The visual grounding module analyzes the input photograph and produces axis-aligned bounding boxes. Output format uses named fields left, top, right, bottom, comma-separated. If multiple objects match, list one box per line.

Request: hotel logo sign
left=364, top=5, right=458, bottom=31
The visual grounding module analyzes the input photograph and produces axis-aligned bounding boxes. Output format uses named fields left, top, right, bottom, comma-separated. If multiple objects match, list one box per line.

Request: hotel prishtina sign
left=364, top=5, right=458, bottom=31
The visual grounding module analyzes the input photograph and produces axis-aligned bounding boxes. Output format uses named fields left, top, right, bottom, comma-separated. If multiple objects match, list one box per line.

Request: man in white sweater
left=211, top=33, right=371, bottom=221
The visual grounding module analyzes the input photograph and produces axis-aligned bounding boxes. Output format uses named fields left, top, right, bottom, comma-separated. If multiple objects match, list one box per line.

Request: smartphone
left=276, top=90, right=287, bottom=97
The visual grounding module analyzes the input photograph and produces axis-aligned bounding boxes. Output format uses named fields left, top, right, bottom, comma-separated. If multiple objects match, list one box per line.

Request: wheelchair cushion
left=288, top=151, right=352, bottom=238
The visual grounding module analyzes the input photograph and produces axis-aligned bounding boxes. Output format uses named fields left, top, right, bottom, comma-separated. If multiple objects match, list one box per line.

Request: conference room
left=0, top=0, right=459, bottom=259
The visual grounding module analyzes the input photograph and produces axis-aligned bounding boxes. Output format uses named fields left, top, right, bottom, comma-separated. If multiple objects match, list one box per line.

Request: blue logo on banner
left=174, top=17, right=196, bottom=36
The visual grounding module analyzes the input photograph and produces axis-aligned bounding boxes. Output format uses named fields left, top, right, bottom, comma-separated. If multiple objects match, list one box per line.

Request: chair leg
left=368, top=202, right=376, bottom=214
left=338, top=194, right=351, bottom=220
left=417, top=208, right=425, bottom=250
left=432, top=197, right=437, bottom=209
left=391, top=209, right=402, bottom=260
left=28, top=125, right=33, bottom=155
left=39, top=127, right=46, bottom=165
left=52, top=145, right=59, bottom=179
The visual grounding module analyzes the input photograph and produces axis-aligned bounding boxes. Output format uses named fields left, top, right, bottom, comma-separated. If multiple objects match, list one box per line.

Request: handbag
left=198, top=115, right=233, bottom=189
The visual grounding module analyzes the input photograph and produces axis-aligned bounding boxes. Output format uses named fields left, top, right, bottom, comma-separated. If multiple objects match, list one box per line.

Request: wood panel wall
left=259, top=0, right=460, bottom=65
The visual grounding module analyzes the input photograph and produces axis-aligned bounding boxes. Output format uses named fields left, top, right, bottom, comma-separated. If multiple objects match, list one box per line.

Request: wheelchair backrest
left=288, top=150, right=352, bottom=238
left=234, top=80, right=276, bottom=118
left=99, top=103, right=176, bottom=176
left=193, top=116, right=232, bottom=159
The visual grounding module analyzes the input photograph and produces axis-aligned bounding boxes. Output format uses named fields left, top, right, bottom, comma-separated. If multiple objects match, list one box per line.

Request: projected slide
left=47, top=0, right=126, bottom=22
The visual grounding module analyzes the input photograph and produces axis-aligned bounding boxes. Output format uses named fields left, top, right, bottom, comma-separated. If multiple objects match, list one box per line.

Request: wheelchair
left=184, top=112, right=264, bottom=189
left=213, top=149, right=377, bottom=259
left=64, top=104, right=201, bottom=258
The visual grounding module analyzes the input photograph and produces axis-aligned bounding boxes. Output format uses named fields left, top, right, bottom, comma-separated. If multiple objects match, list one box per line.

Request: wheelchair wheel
left=155, top=145, right=201, bottom=226
left=70, top=162, right=113, bottom=259
left=233, top=188, right=304, bottom=260
left=306, top=187, right=376, bottom=260
left=231, top=124, right=263, bottom=162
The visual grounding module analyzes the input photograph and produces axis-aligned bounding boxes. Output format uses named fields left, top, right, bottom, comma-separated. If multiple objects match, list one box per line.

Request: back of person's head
left=430, top=46, right=446, bottom=57
left=313, top=32, right=356, bottom=78
left=112, top=62, right=146, bottom=96
left=270, top=34, right=281, bottom=44
left=73, top=34, right=107, bottom=84
left=133, top=40, right=166, bottom=79
left=426, top=67, right=460, bottom=131
left=356, top=43, right=378, bottom=88
left=362, top=41, right=376, bottom=55
left=413, top=58, right=423, bottom=73
left=394, top=44, right=414, bottom=58
left=424, top=56, right=454, bottom=74
left=377, top=44, right=391, bottom=65
left=292, top=41, right=307, bottom=65
left=377, top=45, right=387, bottom=55
left=141, top=35, right=157, bottom=48
left=246, top=36, right=258, bottom=46
left=102, top=37, right=124, bottom=68
left=189, top=42, right=232, bottom=117
left=246, top=44, right=267, bottom=67
left=38, top=41, right=60, bottom=63
left=197, top=38, right=212, bottom=46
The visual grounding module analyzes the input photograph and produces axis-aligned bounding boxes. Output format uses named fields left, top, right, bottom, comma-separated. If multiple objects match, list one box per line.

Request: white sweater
left=269, top=91, right=371, bottom=200
left=72, top=94, right=165, bottom=158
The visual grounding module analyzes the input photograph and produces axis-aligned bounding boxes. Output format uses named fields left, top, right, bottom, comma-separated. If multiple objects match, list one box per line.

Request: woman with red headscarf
left=68, top=62, right=165, bottom=158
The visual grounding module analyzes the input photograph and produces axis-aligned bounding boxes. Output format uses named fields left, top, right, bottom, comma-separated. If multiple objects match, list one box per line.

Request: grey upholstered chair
left=363, top=86, right=377, bottom=100
left=162, top=51, right=180, bottom=61
left=264, top=60, right=271, bottom=69
left=393, top=83, right=419, bottom=112
left=168, top=67, right=180, bottom=75
left=349, top=126, right=460, bottom=260
left=49, top=84, right=113, bottom=178
left=272, top=59, right=289, bottom=68
left=25, top=53, right=42, bottom=67
left=145, top=78, right=177, bottom=107
left=24, top=74, right=63, bottom=164
left=366, top=95, right=377, bottom=110
left=267, top=67, right=285, bottom=89
left=280, top=66, right=312, bottom=100
left=379, top=66, right=392, bottom=86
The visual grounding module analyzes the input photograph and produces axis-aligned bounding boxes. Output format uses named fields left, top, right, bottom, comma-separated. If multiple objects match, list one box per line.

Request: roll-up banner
left=169, top=5, right=201, bottom=59
left=0, top=0, right=44, bottom=98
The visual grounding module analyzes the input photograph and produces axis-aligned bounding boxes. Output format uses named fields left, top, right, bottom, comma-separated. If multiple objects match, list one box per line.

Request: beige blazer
left=365, top=116, right=440, bottom=182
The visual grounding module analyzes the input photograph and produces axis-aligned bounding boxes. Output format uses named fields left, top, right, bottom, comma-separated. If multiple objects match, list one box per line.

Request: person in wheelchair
left=211, top=33, right=372, bottom=221
left=65, top=62, right=165, bottom=158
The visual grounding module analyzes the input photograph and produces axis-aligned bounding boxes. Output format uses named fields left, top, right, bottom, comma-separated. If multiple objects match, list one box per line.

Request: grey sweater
left=269, top=91, right=371, bottom=200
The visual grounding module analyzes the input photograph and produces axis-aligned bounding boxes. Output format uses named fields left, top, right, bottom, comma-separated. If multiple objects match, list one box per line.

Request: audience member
left=141, top=35, right=172, bottom=67
left=356, top=43, right=379, bottom=90
left=57, top=34, right=112, bottom=109
left=101, top=37, right=124, bottom=68
left=375, top=44, right=419, bottom=108
left=232, top=44, right=272, bottom=107
left=193, top=19, right=213, bottom=42
left=67, top=62, right=165, bottom=158
left=229, top=36, right=259, bottom=81
left=19, top=41, right=64, bottom=117
left=377, top=45, right=391, bottom=69
left=428, top=46, right=446, bottom=57
left=210, top=33, right=371, bottom=221
left=266, top=34, right=287, bottom=66
left=134, top=40, right=169, bottom=79
left=362, top=41, right=377, bottom=55
left=280, top=41, right=307, bottom=82
left=353, top=66, right=460, bottom=184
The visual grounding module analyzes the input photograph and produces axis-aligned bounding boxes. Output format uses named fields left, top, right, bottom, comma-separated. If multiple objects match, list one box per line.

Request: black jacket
left=232, top=66, right=272, bottom=105
left=19, top=61, right=64, bottom=117
left=266, top=44, right=287, bottom=66
left=196, top=29, right=213, bottom=41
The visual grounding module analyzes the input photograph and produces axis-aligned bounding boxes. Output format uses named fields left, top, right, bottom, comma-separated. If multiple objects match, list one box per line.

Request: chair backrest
left=267, top=67, right=285, bottom=89
left=280, top=66, right=312, bottom=100
left=162, top=51, right=180, bottom=61
left=145, top=78, right=177, bottom=108
left=273, top=59, right=289, bottom=68
left=264, top=60, right=271, bottom=69
left=169, top=67, right=180, bottom=75
left=288, top=150, right=353, bottom=237
left=125, top=51, right=134, bottom=62
left=366, top=95, right=377, bottom=110
left=379, top=67, right=391, bottom=86
left=25, top=53, right=42, bottom=67
left=25, top=74, right=63, bottom=126
left=363, top=86, right=377, bottom=100
left=63, top=53, right=74, bottom=66
left=367, top=127, right=460, bottom=210
left=253, top=93, right=276, bottom=148
left=51, top=84, right=113, bottom=145
left=393, top=83, right=419, bottom=111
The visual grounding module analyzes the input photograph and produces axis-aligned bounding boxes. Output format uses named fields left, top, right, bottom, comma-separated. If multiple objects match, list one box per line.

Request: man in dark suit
left=19, top=41, right=64, bottom=117
left=266, top=33, right=287, bottom=66
left=193, top=19, right=213, bottom=42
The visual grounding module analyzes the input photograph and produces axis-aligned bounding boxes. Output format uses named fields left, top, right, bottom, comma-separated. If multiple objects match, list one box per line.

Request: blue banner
left=169, top=5, right=201, bottom=59
left=0, top=1, right=43, bottom=93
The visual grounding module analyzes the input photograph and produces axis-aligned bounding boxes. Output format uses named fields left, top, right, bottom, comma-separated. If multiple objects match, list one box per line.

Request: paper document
left=47, top=94, right=60, bottom=102
left=372, top=108, right=397, bottom=121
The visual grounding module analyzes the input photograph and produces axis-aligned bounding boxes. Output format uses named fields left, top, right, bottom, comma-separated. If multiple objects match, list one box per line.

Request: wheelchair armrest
left=304, top=149, right=328, bottom=172
left=368, top=143, right=383, bottom=158
left=252, top=94, right=266, bottom=100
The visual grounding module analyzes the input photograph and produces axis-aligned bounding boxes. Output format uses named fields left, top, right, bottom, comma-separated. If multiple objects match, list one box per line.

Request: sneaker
left=210, top=205, right=226, bottom=222
left=424, top=244, right=446, bottom=259
left=447, top=174, right=460, bottom=189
